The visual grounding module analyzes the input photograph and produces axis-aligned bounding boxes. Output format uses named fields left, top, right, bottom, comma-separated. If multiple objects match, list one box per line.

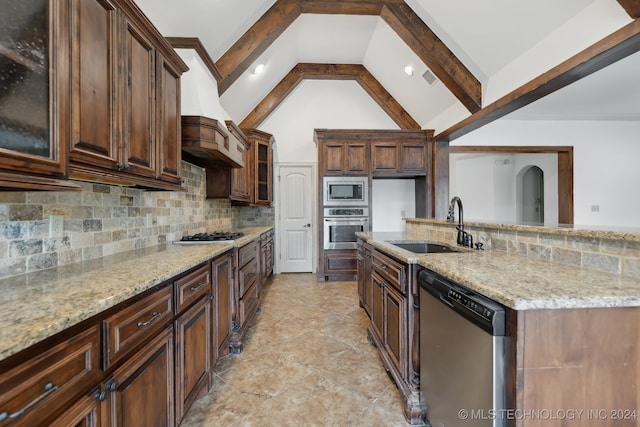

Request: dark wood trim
left=216, top=0, right=301, bottom=95
left=239, top=63, right=420, bottom=129
left=216, top=0, right=480, bottom=106
left=300, top=0, right=404, bottom=15
left=380, top=3, right=482, bottom=113
left=436, top=18, right=640, bottom=142
left=617, top=0, right=640, bottom=18
left=166, top=37, right=223, bottom=82
left=0, top=172, right=82, bottom=191
left=432, top=140, right=450, bottom=219
left=449, top=145, right=574, bottom=224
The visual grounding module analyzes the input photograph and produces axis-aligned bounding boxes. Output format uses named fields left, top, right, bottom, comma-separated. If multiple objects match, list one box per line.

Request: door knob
left=303, top=224, right=311, bottom=228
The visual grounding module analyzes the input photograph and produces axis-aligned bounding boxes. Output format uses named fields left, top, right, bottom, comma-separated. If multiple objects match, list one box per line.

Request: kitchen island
left=358, top=228, right=640, bottom=426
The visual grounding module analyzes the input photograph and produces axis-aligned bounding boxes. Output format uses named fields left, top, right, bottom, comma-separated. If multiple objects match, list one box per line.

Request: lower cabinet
left=0, top=233, right=274, bottom=427
left=260, top=229, right=274, bottom=285
left=361, top=243, right=424, bottom=424
left=104, top=326, right=175, bottom=427
left=320, top=249, right=358, bottom=281
left=49, top=391, right=102, bottom=427
left=175, top=296, right=211, bottom=424
left=212, top=251, right=233, bottom=362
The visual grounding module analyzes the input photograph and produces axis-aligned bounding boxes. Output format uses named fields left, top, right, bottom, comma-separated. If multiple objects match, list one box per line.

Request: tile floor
left=180, top=273, right=410, bottom=426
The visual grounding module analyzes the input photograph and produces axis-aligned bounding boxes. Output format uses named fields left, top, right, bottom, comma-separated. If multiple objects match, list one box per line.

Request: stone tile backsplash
left=0, top=161, right=273, bottom=279
left=405, top=220, right=640, bottom=279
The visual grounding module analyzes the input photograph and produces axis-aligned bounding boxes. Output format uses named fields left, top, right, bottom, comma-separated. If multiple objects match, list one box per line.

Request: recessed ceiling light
left=253, top=63, right=265, bottom=75
left=404, top=65, right=414, bottom=76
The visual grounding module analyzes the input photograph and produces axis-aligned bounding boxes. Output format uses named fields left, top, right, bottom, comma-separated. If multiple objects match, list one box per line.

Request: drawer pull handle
left=190, top=282, right=205, bottom=292
left=247, top=273, right=256, bottom=278
left=0, top=382, right=58, bottom=421
left=137, top=311, right=161, bottom=327
left=380, top=264, right=388, bottom=270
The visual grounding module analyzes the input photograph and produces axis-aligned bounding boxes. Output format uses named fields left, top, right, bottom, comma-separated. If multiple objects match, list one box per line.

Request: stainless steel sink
left=388, top=241, right=461, bottom=254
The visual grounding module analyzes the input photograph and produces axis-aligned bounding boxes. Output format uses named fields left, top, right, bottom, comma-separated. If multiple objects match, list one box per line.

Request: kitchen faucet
left=447, top=196, right=472, bottom=247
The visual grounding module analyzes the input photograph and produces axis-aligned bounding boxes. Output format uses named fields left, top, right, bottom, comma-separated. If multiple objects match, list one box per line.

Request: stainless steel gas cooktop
left=174, top=231, right=245, bottom=244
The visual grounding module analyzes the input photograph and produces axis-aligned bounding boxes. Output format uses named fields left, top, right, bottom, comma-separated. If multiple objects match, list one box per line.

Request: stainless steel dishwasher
left=419, top=270, right=506, bottom=427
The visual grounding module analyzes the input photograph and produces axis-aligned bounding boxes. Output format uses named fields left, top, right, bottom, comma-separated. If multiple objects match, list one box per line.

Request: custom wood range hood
left=181, top=116, right=245, bottom=168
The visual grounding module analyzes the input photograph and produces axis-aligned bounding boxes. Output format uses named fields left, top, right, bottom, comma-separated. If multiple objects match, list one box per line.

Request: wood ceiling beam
left=617, top=0, right=640, bottom=18
left=380, top=3, right=482, bottom=113
left=217, top=0, right=301, bottom=95
left=300, top=0, right=404, bottom=15
left=239, top=63, right=420, bottom=129
left=435, top=18, right=640, bottom=142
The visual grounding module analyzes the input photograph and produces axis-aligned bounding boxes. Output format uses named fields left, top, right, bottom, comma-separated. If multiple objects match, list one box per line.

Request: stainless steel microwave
left=323, top=176, right=368, bottom=206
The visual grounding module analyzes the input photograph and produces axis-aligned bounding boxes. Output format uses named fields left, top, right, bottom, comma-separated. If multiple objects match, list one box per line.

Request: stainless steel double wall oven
left=323, top=176, right=369, bottom=250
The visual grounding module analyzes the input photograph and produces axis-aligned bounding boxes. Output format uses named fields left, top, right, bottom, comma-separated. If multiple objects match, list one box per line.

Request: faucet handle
left=463, top=232, right=473, bottom=248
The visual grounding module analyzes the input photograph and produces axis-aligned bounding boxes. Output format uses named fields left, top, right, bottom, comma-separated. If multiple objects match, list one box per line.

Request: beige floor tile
left=179, top=273, right=409, bottom=426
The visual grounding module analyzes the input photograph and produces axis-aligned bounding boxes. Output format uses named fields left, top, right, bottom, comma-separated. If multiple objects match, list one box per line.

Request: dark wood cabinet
left=49, top=390, right=102, bottom=427
left=356, top=240, right=372, bottom=317
left=371, top=140, right=428, bottom=176
left=212, top=251, right=233, bottom=361
left=363, top=244, right=424, bottom=424
left=104, top=326, right=175, bottom=427
left=175, top=296, right=211, bottom=424
left=0, top=326, right=101, bottom=427
left=242, top=128, right=274, bottom=206
left=260, top=229, right=274, bottom=285
left=0, top=0, right=81, bottom=191
left=67, top=0, right=188, bottom=191
left=319, top=140, right=368, bottom=175
left=205, top=123, right=251, bottom=204
left=229, top=239, right=260, bottom=353
left=322, top=249, right=358, bottom=281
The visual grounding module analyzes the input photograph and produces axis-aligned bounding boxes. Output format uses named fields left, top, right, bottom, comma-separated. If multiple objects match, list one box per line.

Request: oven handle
left=324, top=218, right=368, bottom=222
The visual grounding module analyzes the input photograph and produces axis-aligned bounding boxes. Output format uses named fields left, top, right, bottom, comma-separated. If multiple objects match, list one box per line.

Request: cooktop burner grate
left=178, top=231, right=245, bottom=243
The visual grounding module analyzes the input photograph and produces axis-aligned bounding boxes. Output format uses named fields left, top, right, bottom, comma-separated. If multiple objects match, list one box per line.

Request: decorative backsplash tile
left=405, top=219, right=640, bottom=279
left=0, top=161, right=273, bottom=279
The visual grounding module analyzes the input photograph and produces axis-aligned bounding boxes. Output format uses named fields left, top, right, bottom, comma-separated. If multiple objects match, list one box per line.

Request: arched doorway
left=520, top=166, right=544, bottom=223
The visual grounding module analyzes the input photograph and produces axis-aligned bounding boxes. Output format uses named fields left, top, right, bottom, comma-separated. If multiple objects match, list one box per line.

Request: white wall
left=371, top=179, right=416, bottom=232
left=453, top=120, right=640, bottom=228
left=258, top=79, right=399, bottom=163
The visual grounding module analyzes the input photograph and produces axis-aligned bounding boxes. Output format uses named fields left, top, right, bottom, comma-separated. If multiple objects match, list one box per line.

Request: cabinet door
left=254, top=140, right=272, bottom=205
left=175, top=297, right=211, bottom=424
left=156, top=54, right=181, bottom=184
left=0, top=0, right=70, bottom=181
left=345, top=142, right=368, bottom=174
left=212, top=252, right=233, bottom=359
left=399, top=142, right=427, bottom=173
left=370, top=272, right=385, bottom=341
left=230, top=141, right=250, bottom=202
left=122, top=17, right=156, bottom=178
left=383, top=284, right=406, bottom=376
left=371, top=142, right=399, bottom=174
left=105, top=327, right=174, bottom=427
left=68, top=0, right=119, bottom=171
left=49, top=391, right=102, bottom=427
left=321, top=142, right=345, bottom=175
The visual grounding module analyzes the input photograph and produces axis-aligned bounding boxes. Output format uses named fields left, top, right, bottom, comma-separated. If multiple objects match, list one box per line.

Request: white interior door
left=277, top=165, right=314, bottom=272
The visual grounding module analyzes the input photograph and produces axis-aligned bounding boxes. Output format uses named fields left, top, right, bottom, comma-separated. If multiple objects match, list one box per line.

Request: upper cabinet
left=0, top=0, right=80, bottom=191
left=242, top=128, right=274, bottom=206
left=371, top=140, right=429, bottom=176
left=67, top=0, right=188, bottom=190
left=0, top=0, right=188, bottom=191
left=318, top=140, right=369, bottom=176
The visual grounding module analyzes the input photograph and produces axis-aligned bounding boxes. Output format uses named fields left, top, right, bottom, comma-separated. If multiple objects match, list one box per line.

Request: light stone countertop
left=358, top=231, right=640, bottom=310
left=0, top=226, right=273, bottom=363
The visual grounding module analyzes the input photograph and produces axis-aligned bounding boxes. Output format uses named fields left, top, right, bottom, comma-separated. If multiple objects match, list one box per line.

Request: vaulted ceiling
left=136, top=0, right=640, bottom=137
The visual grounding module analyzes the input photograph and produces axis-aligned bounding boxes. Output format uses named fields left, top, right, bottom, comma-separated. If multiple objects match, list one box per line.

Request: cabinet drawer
left=238, top=240, right=258, bottom=268
left=175, top=264, right=211, bottom=314
left=371, top=250, right=406, bottom=293
left=0, top=326, right=100, bottom=427
left=239, top=258, right=259, bottom=297
left=103, top=285, right=173, bottom=369
left=239, top=282, right=259, bottom=328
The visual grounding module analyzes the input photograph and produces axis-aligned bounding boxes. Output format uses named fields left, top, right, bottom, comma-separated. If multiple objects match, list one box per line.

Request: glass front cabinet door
left=0, top=0, right=76, bottom=190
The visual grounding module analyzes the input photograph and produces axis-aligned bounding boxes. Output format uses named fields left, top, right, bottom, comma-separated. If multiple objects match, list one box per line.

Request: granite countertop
left=0, top=226, right=273, bottom=363
left=358, top=231, right=640, bottom=311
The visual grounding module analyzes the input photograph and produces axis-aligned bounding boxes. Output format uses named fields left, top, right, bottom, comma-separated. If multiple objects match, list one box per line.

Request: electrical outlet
left=49, top=215, right=64, bottom=238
